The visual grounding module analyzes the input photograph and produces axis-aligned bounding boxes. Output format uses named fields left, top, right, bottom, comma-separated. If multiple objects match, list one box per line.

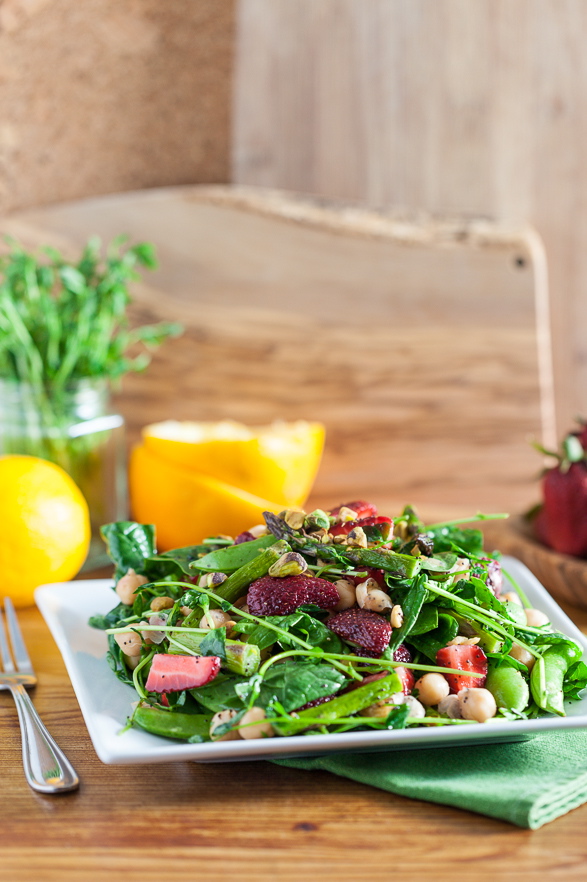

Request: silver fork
left=0, top=597, right=79, bottom=793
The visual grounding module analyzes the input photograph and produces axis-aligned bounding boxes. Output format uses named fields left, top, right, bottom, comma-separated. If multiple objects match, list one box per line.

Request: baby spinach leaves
left=100, top=521, right=156, bottom=581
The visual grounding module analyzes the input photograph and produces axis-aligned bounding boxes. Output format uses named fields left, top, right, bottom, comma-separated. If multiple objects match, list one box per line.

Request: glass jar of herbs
left=0, top=237, right=182, bottom=570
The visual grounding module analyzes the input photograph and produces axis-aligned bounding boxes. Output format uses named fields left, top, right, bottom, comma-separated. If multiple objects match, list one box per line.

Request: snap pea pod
left=530, top=643, right=582, bottom=716
left=133, top=705, right=213, bottom=741
left=274, top=672, right=402, bottom=735
left=485, top=666, right=530, bottom=713
left=204, top=540, right=290, bottom=604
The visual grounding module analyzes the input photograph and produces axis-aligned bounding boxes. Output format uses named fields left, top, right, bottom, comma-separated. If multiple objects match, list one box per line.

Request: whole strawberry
left=247, top=574, right=340, bottom=616
left=533, top=425, right=587, bottom=557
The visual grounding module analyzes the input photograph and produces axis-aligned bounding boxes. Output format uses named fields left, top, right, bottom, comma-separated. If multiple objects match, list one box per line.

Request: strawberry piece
left=329, top=500, right=378, bottom=520
left=435, top=645, right=488, bottom=693
left=349, top=567, right=386, bottom=588
left=330, top=516, right=392, bottom=540
left=534, top=462, right=587, bottom=557
left=145, top=654, right=221, bottom=693
left=235, top=531, right=255, bottom=544
left=247, top=574, right=340, bottom=616
left=395, top=666, right=415, bottom=695
left=327, top=608, right=392, bottom=657
left=393, top=644, right=412, bottom=664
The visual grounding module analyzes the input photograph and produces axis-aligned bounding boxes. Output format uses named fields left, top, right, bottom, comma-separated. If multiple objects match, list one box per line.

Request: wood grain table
left=1, top=187, right=586, bottom=880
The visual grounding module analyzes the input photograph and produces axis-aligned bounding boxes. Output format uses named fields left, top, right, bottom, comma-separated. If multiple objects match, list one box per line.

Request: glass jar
left=0, top=377, right=127, bottom=570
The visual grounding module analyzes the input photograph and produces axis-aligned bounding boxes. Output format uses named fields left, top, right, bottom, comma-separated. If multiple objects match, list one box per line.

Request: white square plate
left=35, top=557, right=587, bottom=764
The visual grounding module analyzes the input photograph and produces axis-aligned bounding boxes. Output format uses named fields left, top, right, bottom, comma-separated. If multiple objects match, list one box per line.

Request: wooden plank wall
left=233, top=0, right=587, bottom=438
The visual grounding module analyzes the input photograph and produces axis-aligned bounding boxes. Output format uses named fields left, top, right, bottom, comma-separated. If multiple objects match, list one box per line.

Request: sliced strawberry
left=393, top=644, right=413, bottom=664
left=329, top=500, right=379, bottom=520
left=145, top=654, right=221, bottom=693
left=395, top=666, right=415, bottom=695
left=247, top=574, right=340, bottom=616
left=435, top=645, right=488, bottom=693
left=327, top=608, right=392, bottom=657
left=330, top=516, right=392, bottom=541
left=348, top=567, right=386, bottom=588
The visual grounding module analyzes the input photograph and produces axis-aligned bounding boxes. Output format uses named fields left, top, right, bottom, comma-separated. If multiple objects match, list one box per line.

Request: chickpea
left=437, top=694, right=463, bottom=719
left=115, top=568, right=148, bottom=605
left=414, top=673, right=450, bottom=706
left=458, top=687, right=497, bottom=723
left=501, top=591, right=522, bottom=607
left=356, top=579, right=392, bottom=612
left=333, top=579, right=357, bottom=611
left=237, top=707, right=275, bottom=740
left=125, top=654, right=142, bottom=670
left=248, top=524, right=268, bottom=538
left=199, top=609, right=235, bottom=631
left=400, top=695, right=426, bottom=719
left=509, top=642, right=536, bottom=671
left=113, top=629, right=142, bottom=657
left=360, top=702, right=394, bottom=718
left=209, top=709, right=241, bottom=741
left=150, top=596, right=174, bottom=612
left=524, top=608, right=550, bottom=627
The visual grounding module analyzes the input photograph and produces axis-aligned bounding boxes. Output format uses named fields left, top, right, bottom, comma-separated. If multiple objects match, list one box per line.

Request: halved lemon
left=141, top=419, right=325, bottom=508
left=130, top=444, right=284, bottom=550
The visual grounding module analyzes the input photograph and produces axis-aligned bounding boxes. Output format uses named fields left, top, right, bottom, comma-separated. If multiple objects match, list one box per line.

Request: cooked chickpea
left=333, top=579, right=357, bottom=611
left=437, top=694, right=463, bottom=719
left=209, top=709, right=241, bottom=741
left=400, top=695, right=426, bottom=719
left=458, top=687, right=497, bottom=723
left=248, top=524, right=268, bottom=538
left=356, top=578, right=392, bottom=612
left=199, top=609, right=235, bottom=630
left=237, top=706, right=275, bottom=740
left=414, top=673, right=450, bottom=706
left=113, top=629, right=142, bottom=657
left=501, top=591, right=522, bottom=607
left=115, top=568, right=148, bottom=605
left=509, top=642, right=536, bottom=671
left=360, top=702, right=394, bottom=718
left=150, top=595, right=174, bottom=612
left=524, top=608, right=550, bottom=627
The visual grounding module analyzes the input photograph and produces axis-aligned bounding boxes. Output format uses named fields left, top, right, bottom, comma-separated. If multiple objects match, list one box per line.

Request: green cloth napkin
left=273, top=729, right=587, bottom=829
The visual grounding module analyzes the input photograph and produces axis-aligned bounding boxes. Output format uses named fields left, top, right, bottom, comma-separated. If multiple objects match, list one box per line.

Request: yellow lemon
left=130, top=444, right=283, bottom=550
left=0, top=455, right=90, bottom=607
left=141, top=419, right=325, bottom=508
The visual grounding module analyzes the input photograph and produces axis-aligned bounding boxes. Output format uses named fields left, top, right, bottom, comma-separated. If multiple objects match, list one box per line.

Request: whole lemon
left=0, top=455, right=90, bottom=607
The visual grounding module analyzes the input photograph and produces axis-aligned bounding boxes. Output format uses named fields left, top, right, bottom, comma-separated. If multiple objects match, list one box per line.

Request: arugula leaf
left=100, top=521, right=156, bottom=580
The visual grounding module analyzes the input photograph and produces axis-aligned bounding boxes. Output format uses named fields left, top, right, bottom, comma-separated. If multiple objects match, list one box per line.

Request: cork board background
left=0, top=0, right=235, bottom=212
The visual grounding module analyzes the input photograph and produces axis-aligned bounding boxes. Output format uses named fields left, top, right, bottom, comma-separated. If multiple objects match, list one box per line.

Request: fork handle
left=10, top=683, right=79, bottom=793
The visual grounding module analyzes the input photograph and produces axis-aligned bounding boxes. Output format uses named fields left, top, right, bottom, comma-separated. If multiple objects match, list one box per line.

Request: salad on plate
left=90, top=501, right=587, bottom=744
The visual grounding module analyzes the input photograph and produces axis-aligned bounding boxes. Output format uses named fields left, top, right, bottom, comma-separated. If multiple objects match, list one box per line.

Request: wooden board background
left=233, top=0, right=587, bottom=439
left=1, top=185, right=553, bottom=516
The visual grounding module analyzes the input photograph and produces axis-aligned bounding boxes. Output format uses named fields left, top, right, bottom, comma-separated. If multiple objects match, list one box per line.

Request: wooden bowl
left=500, top=517, right=587, bottom=611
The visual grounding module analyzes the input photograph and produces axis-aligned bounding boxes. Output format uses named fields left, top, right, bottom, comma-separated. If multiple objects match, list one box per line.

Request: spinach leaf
left=427, top=526, right=484, bottom=556
left=234, top=612, right=347, bottom=654
left=88, top=601, right=132, bottom=631
left=190, top=673, right=247, bottom=712
left=146, top=545, right=209, bottom=579
left=410, top=604, right=439, bottom=636
left=452, top=577, right=505, bottom=615
left=419, top=553, right=458, bottom=573
left=388, top=574, right=428, bottom=653
left=247, top=661, right=346, bottom=712
left=564, top=661, right=587, bottom=701
left=192, top=535, right=277, bottom=573
left=408, top=612, right=459, bottom=661
left=198, top=627, right=227, bottom=661
left=100, top=521, right=156, bottom=580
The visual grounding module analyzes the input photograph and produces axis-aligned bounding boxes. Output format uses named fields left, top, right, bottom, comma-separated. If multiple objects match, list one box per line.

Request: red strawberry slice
left=247, top=575, right=340, bottom=616
left=329, top=500, right=378, bottom=520
left=395, top=666, right=415, bottom=695
left=330, top=516, right=392, bottom=539
left=393, top=644, right=412, bottom=664
left=327, top=608, right=392, bottom=657
left=235, top=531, right=255, bottom=544
left=435, top=645, right=488, bottom=693
left=145, top=654, right=221, bottom=693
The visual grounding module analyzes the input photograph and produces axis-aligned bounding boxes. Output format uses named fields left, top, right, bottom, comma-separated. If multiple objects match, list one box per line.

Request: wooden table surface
left=1, top=187, right=586, bottom=880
